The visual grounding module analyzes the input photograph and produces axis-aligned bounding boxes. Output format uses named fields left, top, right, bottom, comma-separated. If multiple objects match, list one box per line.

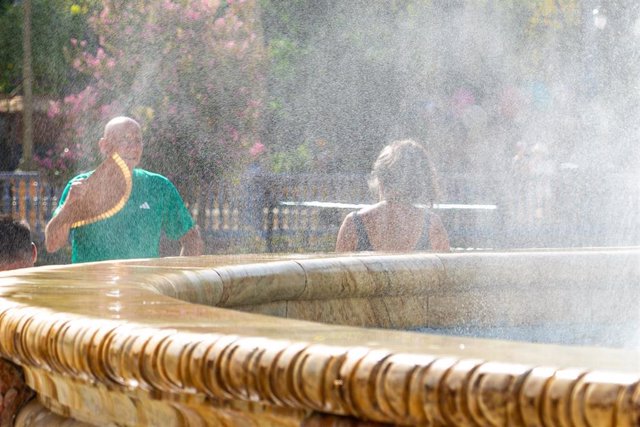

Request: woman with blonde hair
left=336, top=139, right=450, bottom=252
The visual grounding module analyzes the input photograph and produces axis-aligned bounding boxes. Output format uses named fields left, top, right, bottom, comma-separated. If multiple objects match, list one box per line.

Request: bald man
left=45, top=117, right=203, bottom=263
left=0, top=215, right=37, bottom=271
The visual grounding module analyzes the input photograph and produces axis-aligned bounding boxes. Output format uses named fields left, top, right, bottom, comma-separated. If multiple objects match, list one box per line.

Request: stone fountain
left=0, top=249, right=638, bottom=426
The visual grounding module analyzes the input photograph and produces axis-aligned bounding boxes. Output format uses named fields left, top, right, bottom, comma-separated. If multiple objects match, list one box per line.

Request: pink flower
left=99, top=6, right=110, bottom=21
left=451, top=87, right=475, bottom=116
left=201, top=0, right=220, bottom=11
left=250, top=142, right=264, bottom=157
left=227, top=126, right=239, bottom=141
left=185, top=9, right=200, bottom=20
left=214, top=18, right=225, bottom=30
left=99, top=104, right=112, bottom=117
left=47, top=101, right=61, bottom=118
left=166, top=104, right=178, bottom=115
left=162, top=0, right=178, bottom=11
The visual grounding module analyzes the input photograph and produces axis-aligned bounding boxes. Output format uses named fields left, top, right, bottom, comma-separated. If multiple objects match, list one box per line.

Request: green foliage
left=259, top=1, right=428, bottom=173
left=46, top=0, right=265, bottom=201
left=270, top=138, right=333, bottom=173
left=270, top=142, right=311, bottom=174
left=0, top=0, right=99, bottom=95
left=0, top=3, right=20, bottom=93
left=256, top=0, right=615, bottom=175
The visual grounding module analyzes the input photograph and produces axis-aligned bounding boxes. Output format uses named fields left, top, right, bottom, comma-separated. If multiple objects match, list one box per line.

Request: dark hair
left=369, top=139, right=440, bottom=204
left=0, top=215, right=32, bottom=264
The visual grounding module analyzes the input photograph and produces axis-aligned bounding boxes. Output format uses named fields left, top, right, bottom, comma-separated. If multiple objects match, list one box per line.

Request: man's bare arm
left=44, top=180, right=87, bottom=253
left=44, top=209, right=74, bottom=253
left=179, top=226, right=204, bottom=256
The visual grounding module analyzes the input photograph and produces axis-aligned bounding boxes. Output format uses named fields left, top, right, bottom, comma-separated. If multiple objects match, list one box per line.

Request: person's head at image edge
left=0, top=215, right=37, bottom=271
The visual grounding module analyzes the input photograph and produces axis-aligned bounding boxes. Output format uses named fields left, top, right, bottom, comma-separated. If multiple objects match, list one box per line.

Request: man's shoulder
left=133, top=169, right=172, bottom=182
left=66, top=171, right=93, bottom=184
left=132, top=169, right=177, bottom=190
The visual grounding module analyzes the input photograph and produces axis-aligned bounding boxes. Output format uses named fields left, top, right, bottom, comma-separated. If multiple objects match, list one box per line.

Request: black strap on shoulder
left=415, top=210, right=431, bottom=250
left=352, top=213, right=373, bottom=251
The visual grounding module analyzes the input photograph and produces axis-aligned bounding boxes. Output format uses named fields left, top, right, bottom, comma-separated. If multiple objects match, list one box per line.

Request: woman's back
left=336, top=202, right=450, bottom=252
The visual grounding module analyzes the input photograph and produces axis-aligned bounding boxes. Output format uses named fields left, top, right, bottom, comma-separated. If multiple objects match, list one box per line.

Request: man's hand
left=179, top=226, right=204, bottom=256
left=44, top=179, right=88, bottom=253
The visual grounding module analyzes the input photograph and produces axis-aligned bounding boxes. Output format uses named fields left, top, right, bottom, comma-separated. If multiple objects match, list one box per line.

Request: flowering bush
left=270, top=138, right=334, bottom=174
left=47, top=0, right=265, bottom=200
left=34, top=144, right=84, bottom=187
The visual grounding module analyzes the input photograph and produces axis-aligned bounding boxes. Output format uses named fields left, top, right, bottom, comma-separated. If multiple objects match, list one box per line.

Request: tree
left=258, top=0, right=640, bottom=174
left=0, top=0, right=98, bottom=96
left=48, top=0, right=265, bottom=212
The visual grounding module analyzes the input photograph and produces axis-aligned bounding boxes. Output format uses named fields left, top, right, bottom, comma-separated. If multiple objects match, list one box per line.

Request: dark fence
left=188, top=173, right=371, bottom=253
left=0, top=172, right=59, bottom=241
left=2, top=170, right=639, bottom=256
left=503, top=169, right=640, bottom=248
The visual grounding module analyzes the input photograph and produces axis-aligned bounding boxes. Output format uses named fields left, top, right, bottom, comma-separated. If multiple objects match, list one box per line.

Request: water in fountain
left=5, top=0, right=640, bottom=376
left=257, top=1, right=640, bottom=348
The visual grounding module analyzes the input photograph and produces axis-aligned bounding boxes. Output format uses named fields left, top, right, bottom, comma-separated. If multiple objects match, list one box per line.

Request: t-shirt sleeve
left=52, top=184, right=71, bottom=217
left=52, top=176, right=82, bottom=217
left=162, top=180, right=195, bottom=240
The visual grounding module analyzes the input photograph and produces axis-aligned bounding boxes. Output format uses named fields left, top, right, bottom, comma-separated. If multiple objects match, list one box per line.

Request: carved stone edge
left=0, top=302, right=637, bottom=426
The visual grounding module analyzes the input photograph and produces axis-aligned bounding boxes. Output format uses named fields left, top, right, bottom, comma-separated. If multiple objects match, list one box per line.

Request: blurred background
left=1, top=0, right=639, bottom=261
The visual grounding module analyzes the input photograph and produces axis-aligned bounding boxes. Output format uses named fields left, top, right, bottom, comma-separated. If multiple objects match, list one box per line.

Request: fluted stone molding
left=0, top=250, right=637, bottom=426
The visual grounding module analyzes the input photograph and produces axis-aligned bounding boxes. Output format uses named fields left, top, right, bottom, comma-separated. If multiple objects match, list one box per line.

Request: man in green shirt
left=45, top=117, right=203, bottom=263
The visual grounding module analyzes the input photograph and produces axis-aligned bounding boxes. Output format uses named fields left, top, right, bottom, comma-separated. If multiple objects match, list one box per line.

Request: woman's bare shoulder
left=427, top=209, right=445, bottom=222
left=357, top=202, right=384, bottom=216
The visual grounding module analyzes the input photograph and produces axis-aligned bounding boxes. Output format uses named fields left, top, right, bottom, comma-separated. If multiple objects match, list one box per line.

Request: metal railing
left=3, top=170, right=638, bottom=255
left=0, top=172, right=59, bottom=242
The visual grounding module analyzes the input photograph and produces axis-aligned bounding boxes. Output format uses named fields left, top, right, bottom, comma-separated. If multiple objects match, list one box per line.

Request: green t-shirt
left=55, top=169, right=195, bottom=263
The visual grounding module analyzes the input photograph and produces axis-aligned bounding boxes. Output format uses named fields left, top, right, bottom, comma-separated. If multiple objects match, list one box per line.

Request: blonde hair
left=369, top=139, right=440, bottom=204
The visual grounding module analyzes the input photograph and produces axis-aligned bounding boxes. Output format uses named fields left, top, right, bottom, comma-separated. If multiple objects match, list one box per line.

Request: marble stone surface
left=0, top=249, right=637, bottom=426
